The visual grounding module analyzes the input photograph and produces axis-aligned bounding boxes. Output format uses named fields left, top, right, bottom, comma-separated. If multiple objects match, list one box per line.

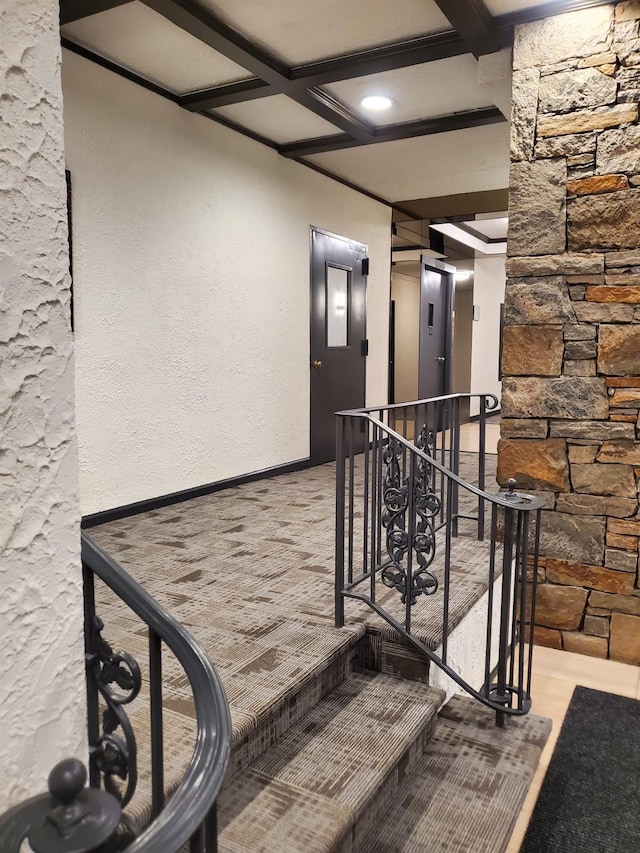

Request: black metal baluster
left=82, top=563, right=100, bottom=789
left=496, top=504, right=515, bottom=727
left=335, top=415, right=346, bottom=628
left=442, top=467, right=454, bottom=666
left=509, top=512, right=523, bottom=692
left=204, top=802, right=218, bottom=853
left=439, top=400, right=446, bottom=526
left=478, top=395, right=487, bottom=541
left=363, top=417, right=370, bottom=581
left=370, top=423, right=378, bottom=603
left=518, top=511, right=531, bottom=711
left=348, top=418, right=355, bottom=585
left=452, top=396, right=460, bottom=537
left=526, top=510, right=542, bottom=702
left=369, top=424, right=382, bottom=602
left=190, top=823, right=205, bottom=852
left=405, top=453, right=416, bottom=634
left=427, top=401, right=439, bottom=524
left=376, top=413, right=384, bottom=567
left=417, top=402, right=426, bottom=449
left=149, top=627, right=164, bottom=818
left=484, top=505, right=498, bottom=697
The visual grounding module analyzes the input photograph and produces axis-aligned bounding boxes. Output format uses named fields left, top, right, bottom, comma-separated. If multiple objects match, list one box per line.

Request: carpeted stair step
left=105, top=620, right=366, bottom=828
left=217, top=671, right=445, bottom=853
left=365, top=694, right=552, bottom=853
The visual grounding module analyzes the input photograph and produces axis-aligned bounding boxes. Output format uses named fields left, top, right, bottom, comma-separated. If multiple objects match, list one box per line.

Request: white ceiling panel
left=211, top=95, right=341, bottom=144
left=466, top=216, right=509, bottom=239
left=324, top=55, right=493, bottom=127
left=305, top=123, right=510, bottom=201
left=197, top=0, right=452, bottom=65
left=483, top=0, right=545, bottom=15
left=62, top=2, right=252, bottom=94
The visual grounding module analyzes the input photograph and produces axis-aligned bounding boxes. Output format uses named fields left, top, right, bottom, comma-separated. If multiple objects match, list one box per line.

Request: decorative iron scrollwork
left=87, top=616, right=141, bottom=808
left=381, top=425, right=441, bottom=604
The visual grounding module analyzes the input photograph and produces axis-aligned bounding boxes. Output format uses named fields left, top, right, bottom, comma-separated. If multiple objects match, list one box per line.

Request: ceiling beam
left=61, top=37, right=180, bottom=102
left=289, top=31, right=468, bottom=86
left=180, top=79, right=272, bottom=111
left=141, top=0, right=374, bottom=141
left=61, top=36, right=404, bottom=214
left=180, top=31, right=468, bottom=113
left=60, top=0, right=132, bottom=25
left=141, top=0, right=289, bottom=83
left=431, top=0, right=504, bottom=57
left=278, top=107, right=506, bottom=158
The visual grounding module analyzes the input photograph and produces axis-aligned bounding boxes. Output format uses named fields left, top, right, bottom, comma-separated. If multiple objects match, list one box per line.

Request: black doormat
left=522, top=685, right=640, bottom=853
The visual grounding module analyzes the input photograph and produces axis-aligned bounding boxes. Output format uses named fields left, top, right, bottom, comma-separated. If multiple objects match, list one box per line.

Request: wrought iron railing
left=0, top=532, right=231, bottom=852
left=335, top=394, right=543, bottom=726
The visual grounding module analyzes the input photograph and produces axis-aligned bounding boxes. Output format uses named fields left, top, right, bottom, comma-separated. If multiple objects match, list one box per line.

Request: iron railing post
left=149, top=628, right=165, bottom=818
left=496, top=496, right=516, bottom=727
left=451, top=395, right=460, bottom=537
left=335, top=415, right=346, bottom=628
left=526, top=510, right=543, bottom=699
left=204, top=802, right=218, bottom=853
left=478, top=395, right=487, bottom=541
left=82, top=564, right=100, bottom=790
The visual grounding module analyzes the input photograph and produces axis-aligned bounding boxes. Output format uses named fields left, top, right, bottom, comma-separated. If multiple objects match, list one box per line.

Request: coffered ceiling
left=60, top=0, right=613, bottom=209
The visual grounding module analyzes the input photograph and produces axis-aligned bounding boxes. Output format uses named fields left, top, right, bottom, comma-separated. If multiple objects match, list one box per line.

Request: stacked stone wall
left=502, top=2, right=640, bottom=662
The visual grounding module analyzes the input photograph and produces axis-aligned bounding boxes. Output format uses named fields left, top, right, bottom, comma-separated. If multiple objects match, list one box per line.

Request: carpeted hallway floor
left=88, top=451, right=500, bottom=824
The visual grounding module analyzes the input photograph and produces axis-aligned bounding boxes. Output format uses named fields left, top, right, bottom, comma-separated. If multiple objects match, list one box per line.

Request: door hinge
left=361, top=257, right=369, bottom=276
left=361, top=339, right=369, bottom=357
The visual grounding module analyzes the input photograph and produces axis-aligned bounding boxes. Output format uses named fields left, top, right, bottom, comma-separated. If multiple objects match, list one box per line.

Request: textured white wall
left=470, top=256, right=506, bottom=417
left=390, top=272, right=420, bottom=403
left=452, top=288, right=473, bottom=396
left=61, top=51, right=392, bottom=515
left=0, top=0, right=86, bottom=809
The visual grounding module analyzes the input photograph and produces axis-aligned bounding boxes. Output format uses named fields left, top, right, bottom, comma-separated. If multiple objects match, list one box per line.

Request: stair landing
left=91, top=454, right=498, bottom=707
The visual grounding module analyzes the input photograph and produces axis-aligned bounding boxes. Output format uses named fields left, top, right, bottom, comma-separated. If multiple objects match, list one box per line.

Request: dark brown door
left=310, top=227, right=367, bottom=464
left=418, top=260, right=454, bottom=400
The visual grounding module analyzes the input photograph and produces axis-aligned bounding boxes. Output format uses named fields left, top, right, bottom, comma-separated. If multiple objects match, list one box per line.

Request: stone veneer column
left=501, top=1, right=640, bottom=663
left=498, top=1, right=640, bottom=664
left=0, top=1, right=86, bottom=808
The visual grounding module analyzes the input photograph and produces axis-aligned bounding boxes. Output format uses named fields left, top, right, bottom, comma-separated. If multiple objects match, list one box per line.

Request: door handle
left=312, top=360, right=323, bottom=368
left=435, top=357, right=446, bottom=363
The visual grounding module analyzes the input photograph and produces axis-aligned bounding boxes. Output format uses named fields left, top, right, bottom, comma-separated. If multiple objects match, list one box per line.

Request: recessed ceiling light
left=361, top=95, right=393, bottom=112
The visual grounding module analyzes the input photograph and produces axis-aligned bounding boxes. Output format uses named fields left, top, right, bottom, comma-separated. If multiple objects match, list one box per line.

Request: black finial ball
left=48, top=759, right=87, bottom=805
left=507, top=478, right=517, bottom=492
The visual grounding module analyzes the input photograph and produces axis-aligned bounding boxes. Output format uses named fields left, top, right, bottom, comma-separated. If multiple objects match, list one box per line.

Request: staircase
left=0, top=393, right=551, bottom=852
left=87, top=515, right=550, bottom=853
left=214, top=659, right=550, bottom=853
left=105, top=592, right=549, bottom=853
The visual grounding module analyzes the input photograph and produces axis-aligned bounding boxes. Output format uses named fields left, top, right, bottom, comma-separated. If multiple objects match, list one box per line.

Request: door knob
left=312, top=360, right=323, bottom=368
left=435, top=356, right=446, bottom=363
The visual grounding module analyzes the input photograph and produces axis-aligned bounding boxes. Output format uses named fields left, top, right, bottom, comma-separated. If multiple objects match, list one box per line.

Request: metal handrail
left=354, top=415, right=543, bottom=512
left=335, top=399, right=543, bottom=725
left=81, top=532, right=231, bottom=852
left=337, top=391, right=500, bottom=417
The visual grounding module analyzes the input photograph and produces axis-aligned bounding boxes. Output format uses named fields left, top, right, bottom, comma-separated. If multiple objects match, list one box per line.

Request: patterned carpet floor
left=371, top=695, right=552, bottom=853
left=88, top=451, right=500, bottom=825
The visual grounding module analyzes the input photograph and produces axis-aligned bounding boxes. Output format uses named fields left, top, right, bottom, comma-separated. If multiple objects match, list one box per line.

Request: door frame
left=309, top=225, right=368, bottom=461
left=418, top=256, right=455, bottom=400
